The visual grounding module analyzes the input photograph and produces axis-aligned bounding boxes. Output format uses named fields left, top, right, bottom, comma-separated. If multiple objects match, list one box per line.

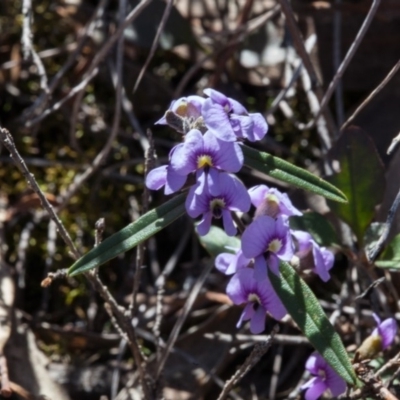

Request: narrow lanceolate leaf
left=68, top=193, right=187, bottom=276
left=269, top=261, right=357, bottom=386
left=242, top=145, right=347, bottom=203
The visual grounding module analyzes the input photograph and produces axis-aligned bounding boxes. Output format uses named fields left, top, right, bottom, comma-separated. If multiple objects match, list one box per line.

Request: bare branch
left=342, top=60, right=400, bottom=131
left=21, top=0, right=49, bottom=94
left=133, top=0, right=174, bottom=94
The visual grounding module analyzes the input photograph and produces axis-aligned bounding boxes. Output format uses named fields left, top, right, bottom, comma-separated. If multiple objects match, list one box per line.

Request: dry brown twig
left=155, top=261, right=215, bottom=379
left=312, top=0, right=382, bottom=130
left=133, top=0, right=174, bottom=94
left=342, top=60, right=400, bottom=131
left=217, top=326, right=278, bottom=400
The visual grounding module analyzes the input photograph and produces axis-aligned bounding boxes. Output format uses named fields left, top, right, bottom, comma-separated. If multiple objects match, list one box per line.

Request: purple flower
left=202, top=88, right=268, bottom=142
left=301, top=352, right=346, bottom=400
left=215, top=248, right=251, bottom=275
left=226, top=268, right=286, bottom=334
left=156, top=95, right=205, bottom=133
left=185, top=173, right=250, bottom=236
left=292, top=231, right=334, bottom=282
left=145, top=165, right=187, bottom=195
left=372, top=313, right=397, bottom=350
left=170, top=129, right=243, bottom=196
left=249, top=185, right=302, bottom=219
left=241, top=216, right=293, bottom=279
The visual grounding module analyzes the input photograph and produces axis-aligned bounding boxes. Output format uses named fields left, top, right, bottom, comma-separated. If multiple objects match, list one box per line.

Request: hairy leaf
left=269, top=262, right=358, bottom=386
left=68, top=193, right=187, bottom=276
left=197, top=225, right=241, bottom=258
left=242, top=145, right=347, bottom=203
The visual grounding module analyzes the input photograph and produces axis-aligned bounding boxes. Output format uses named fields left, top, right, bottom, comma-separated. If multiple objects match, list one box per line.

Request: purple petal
left=248, top=185, right=269, bottom=208
left=378, top=318, right=397, bottom=349
left=196, top=212, right=213, bottom=236
left=230, top=114, right=254, bottom=140
left=312, top=245, right=331, bottom=282
left=185, top=185, right=208, bottom=217
left=274, top=217, right=294, bottom=261
left=250, top=112, right=268, bottom=141
left=226, top=271, right=249, bottom=304
left=205, top=132, right=243, bottom=172
left=194, top=169, right=207, bottom=195
left=237, top=303, right=255, bottom=328
left=255, top=277, right=286, bottom=320
left=268, top=253, right=280, bottom=275
left=207, top=167, right=221, bottom=196
left=304, top=378, right=327, bottom=400
left=202, top=99, right=236, bottom=142
left=253, top=255, right=267, bottom=281
left=203, top=88, right=229, bottom=106
left=293, top=230, right=313, bottom=252
left=279, top=192, right=302, bottom=216
left=250, top=306, right=266, bottom=334
left=165, top=167, right=187, bottom=194
left=215, top=252, right=236, bottom=274
left=228, top=97, right=248, bottom=115
left=170, top=129, right=203, bottom=175
left=305, top=353, right=321, bottom=375
left=145, top=166, right=167, bottom=190
left=326, top=368, right=347, bottom=397
left=222, top=209, right=237, bottom=236
left=219, top=173, right=250, bottom=212
left=241, top=216, right=276, bottom=258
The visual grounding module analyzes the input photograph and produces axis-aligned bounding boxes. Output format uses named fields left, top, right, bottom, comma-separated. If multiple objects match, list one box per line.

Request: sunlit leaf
left=197, top=225, right=241, bottom=258
left=242, top=145, right=347, bottom=203
left=68, top=193, right=187, bottom=276
left=269, top=261, right=358, bottom=385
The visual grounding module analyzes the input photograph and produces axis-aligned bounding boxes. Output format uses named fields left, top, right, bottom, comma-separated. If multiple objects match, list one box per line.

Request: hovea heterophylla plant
left=68, top=88, right=363, bottom=389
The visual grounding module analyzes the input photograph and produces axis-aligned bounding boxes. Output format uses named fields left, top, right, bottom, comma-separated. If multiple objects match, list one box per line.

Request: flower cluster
left=146, top=89, right=268, bottom=236
left=146, top=89, right=336, bottom=335
left=216, top=183, right=335, bottom=333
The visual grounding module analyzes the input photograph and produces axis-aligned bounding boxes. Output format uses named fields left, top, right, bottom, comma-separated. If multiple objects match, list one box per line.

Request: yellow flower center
left=268, top=239, right=282, bottom=253
left=248, top=293, right=261, bottom=304
left=175, top=101, right=188, bottom=117
left=197, top=154, right=213, bottom=169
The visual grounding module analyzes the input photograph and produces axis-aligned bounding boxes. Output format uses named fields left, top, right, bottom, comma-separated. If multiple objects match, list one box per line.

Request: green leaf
left=269, top=261, right=358, bottom=386
left=68, top=193, right=187, bottom=276
left=289, top=212, right=338, bottom=246
left=327, top=127, right=385, bottom=244
left=375, top=233, right=400, bottom=269
left=242, top=145, right=347, bottom=203
left=197, top=225, right=241, bottom=258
